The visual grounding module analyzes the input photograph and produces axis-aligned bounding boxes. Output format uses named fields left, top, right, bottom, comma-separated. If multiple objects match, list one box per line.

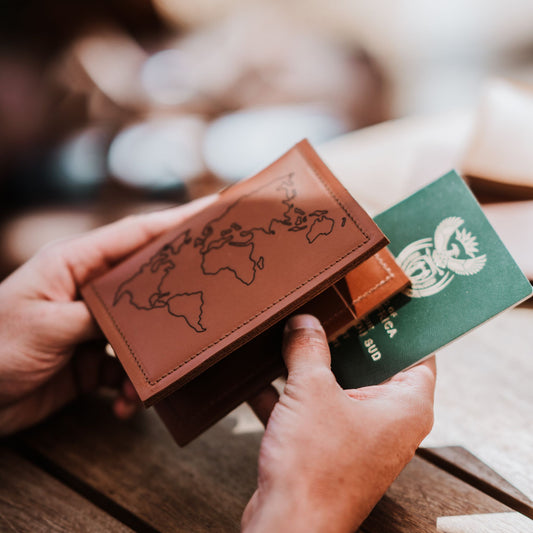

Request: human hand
left=0, top=196, right=214, bottom=435
left=243, top=314, right=436, bottom=533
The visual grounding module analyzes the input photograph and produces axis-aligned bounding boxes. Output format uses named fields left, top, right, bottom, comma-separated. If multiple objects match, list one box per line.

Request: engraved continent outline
left=113, top=172, right=335, bottom=333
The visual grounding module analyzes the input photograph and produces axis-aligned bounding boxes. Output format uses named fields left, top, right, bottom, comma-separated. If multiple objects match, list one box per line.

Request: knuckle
left=32, top=244, right=59, bottom=270
left=286, top=329, right=327, bottom=353
left=36, top=238, right=69, bottom=262
left=35, top=241, right=57, bottom=260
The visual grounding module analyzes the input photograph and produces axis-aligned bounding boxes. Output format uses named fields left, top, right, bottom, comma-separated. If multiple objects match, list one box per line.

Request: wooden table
left=2, top=114, right=533, bottom=532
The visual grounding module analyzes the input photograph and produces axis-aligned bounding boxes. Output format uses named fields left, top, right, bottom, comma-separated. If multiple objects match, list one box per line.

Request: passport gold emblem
left=396, top=217, right=487, bottom=298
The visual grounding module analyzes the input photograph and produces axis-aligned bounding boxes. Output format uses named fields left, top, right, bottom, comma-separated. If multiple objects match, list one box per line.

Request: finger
left=71, top=344, right=126, bottom=393
left=75, top=351, right=141, bottom=420
left=241, top=491, right=260, bottom=531
left=389, top=356, right=437, bottom=398
left=0, top=377, right=74, bottom=436
left=344, top=356, right=437, bottom=404
left=49, top=301, right=102, bottom=343
left=247, top=385, right=280, bottom=426
left=346, top=356, right=437, bottom=401
left=121, top=378, right=140, bottom=402
left=113, top=379, right=141, bottom=420
left=57, top=194, right=218, bottom=286
left=113, top=395, right=141, bottom=420
left=0, top=349, right=130, bottom=435
left=0, top=352, right=106, bottom=435
left=345, top=384, right=387, bottom=401
left=388, top=356, right=437, bottom=440
left=282, top=314, right=331, bottom=376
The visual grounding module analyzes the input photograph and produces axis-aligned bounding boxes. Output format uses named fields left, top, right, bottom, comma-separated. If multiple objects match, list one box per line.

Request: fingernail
left=285, top=314, right=323, bottom=332
left=114, top=397, right=138, bottom=420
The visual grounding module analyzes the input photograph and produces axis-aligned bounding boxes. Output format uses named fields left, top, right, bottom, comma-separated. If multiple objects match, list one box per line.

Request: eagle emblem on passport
left=396, top=216, right=487, bottom=298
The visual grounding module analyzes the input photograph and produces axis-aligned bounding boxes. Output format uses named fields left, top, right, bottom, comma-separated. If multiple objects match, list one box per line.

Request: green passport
left=331, top=171, right=533, bottom=389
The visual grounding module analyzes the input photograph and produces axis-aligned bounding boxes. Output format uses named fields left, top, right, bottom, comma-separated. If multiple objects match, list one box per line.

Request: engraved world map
left=114, top=173, right=337, bottom=333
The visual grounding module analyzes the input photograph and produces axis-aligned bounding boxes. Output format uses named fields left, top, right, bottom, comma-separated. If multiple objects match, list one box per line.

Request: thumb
left=282, top=314, right=331, bottom=376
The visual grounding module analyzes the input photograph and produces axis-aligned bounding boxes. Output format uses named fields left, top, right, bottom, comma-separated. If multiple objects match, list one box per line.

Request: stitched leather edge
left=90, top=149, right=373, bottom=386
left=351, top=253, right=394, bottom=305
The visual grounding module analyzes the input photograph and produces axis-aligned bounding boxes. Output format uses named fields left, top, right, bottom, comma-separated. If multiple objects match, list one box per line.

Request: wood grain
left=16, top=394, right=523, bottom=533
left=436, top=512, right=533, bottom=532
left=423, top=307, right=533, bottom=502
left=418, top=446, right=533, bottom=519
left=360, top=454, right=512, bottom=533
left=16, top=395, right=261, bottom=533
left=0, top=446, right=133, bottom=533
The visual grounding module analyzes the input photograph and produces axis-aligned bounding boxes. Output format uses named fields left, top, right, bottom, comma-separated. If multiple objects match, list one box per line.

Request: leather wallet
left=462, top=78, right=533, bottom=199
left=82, top=140, right=407, bottom=444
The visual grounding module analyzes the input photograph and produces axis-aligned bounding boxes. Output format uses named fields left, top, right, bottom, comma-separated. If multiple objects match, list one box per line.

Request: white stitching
left=351, top=253, right=394, bottom=305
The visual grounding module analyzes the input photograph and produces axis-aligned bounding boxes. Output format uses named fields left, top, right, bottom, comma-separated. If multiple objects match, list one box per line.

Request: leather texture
left=341, top=248, right=409, bottom=328
left=82, top=140, right=388, bottom=408
left=462, top=78, right=533, bottom=199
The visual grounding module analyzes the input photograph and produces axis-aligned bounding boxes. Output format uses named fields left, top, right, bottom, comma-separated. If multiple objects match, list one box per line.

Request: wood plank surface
left=422, top=306, right=533, bottom=502
left=15, top=392, right=526, bottom=533
left=360, top=454, right=512, bottom=533
left=0, top=446, right=133, bottom=533
left=16, top=395, right=261, bottom=533
left=418, top=446, right=533, bottom=519
left=437, top=512, right=533, bottom=532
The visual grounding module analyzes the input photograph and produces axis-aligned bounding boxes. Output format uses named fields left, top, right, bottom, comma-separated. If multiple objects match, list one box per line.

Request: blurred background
left=2, top=0, right=533, bottom=279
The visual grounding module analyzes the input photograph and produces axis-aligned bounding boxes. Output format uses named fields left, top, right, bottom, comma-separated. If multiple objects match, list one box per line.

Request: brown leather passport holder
left=82, top=140, right=397, bottom=443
